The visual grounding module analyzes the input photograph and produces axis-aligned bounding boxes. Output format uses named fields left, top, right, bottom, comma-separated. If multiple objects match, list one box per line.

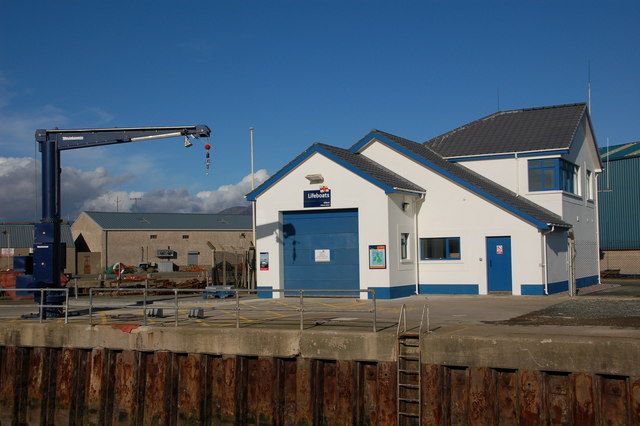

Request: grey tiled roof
left=425, top=103, right=587, bottom=158
left=370, top=130, right=570, bottom=228
left=82, top=212, right=252, bottom=230
left=317, top=143, right=425, bottom=193
left=0, top=224, right=74, bottom=248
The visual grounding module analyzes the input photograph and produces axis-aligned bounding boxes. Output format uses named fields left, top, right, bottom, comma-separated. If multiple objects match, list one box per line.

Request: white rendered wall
left=361, top=141, right=544, bottom=295
left=254, top=152, right=396, bottom=298
left=546, top=229, right=569, bottom=285
left=387, top=194, right=418, bottom=287
left=562, top=118, right=601, bottom=281
left=461, top=156, right=564, bottom=216
left=457, top=116, right=601, bottom=283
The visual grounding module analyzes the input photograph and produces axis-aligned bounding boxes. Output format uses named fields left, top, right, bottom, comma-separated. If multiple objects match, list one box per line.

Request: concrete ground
left=0, top=290, right=565, bottom=332
left=1, top=279, right=637, bottom=332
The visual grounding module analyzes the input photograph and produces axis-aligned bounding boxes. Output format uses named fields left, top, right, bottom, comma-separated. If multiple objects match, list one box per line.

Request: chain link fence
left=600, top=241, right=640, bottom=276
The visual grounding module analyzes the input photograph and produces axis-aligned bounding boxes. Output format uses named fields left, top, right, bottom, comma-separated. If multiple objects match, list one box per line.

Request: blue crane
left=17, top=125, right=211, bottom=316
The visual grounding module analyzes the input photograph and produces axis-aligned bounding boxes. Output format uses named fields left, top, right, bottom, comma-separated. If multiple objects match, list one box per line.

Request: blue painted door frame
left=486, top=236, right=513, bottom=293
left=282, top=209, right=359, bottom=296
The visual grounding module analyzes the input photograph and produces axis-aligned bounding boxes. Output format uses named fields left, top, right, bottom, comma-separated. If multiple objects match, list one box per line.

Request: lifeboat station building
left=246, top=103, right=602, bottom=298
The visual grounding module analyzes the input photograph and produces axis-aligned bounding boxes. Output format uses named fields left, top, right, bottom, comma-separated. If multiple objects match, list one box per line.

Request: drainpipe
left=594, top=171, right=602, bottom=284
left=414, top=194, right=425, bottom=296
left=540, top=225, right=555, bottom=295
left=515, top=152, right=520, bottom=196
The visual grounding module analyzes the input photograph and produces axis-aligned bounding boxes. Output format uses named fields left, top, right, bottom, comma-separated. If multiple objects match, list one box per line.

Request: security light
left=305, top=174, right=324, bottom=184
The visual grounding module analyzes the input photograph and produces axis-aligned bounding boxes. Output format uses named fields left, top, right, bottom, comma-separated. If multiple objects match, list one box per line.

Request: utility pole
left=130, top=196, right=142, bottom=212
left=250, top=127, right=256, bottom=290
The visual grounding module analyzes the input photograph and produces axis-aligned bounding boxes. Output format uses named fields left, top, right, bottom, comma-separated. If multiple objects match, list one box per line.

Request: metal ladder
left=396, top=304, right=428, bottom=425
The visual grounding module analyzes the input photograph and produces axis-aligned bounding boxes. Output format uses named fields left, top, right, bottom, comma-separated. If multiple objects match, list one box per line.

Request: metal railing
left=85, top=287, right=378, bottom=331
left=0, top=288, right=70, bottom=323
left=1, top=287, right=378, bottom=330
left=396, top=303, right=430, bottom=336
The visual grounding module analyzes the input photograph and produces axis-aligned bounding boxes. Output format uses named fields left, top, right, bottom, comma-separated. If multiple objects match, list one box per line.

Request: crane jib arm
left=19, top=124, right=211, bottom=316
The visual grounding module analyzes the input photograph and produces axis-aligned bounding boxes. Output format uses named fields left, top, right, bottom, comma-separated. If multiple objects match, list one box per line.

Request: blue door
left=283, top=209, right=359, bottom=296
left=486, top=236, right=513, bottom=293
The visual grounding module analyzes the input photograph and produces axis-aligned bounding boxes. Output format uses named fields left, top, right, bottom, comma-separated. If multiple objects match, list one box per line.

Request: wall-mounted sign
left=0, top=248, right=14, bottom=257
left=259, top=252, right=269, bottom=270
left=314, top=249, right=331, bottom=262
left=369, top=245, right=386, bottom=269
left=496, top=245, right=503, bottom=255
left=304, top=186, right=331, bottom=208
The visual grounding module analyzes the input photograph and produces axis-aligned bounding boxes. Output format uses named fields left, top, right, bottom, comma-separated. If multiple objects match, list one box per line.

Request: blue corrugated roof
left=0, top=224, right=74, bottom=248
left=82, top=211, right=252, bottom=230
left=599, top=141, right=640, bottom=161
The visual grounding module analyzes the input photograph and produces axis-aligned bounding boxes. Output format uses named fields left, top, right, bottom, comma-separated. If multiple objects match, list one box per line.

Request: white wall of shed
left=361, top=141, right=544, bottom=295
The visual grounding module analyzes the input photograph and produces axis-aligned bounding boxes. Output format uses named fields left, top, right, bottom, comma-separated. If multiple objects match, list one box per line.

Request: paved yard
left=1, top=281, right=637, bottom=332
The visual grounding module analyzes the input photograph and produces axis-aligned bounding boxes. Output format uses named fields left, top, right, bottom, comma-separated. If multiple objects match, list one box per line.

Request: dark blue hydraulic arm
left=20, top=125, right=211, bottom=311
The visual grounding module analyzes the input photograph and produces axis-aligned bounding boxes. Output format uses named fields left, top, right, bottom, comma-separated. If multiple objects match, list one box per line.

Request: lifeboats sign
left=304, top=186, right=331, bottom=208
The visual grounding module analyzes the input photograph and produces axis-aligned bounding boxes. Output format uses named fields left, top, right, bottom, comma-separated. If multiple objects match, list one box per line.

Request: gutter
left=393, top=187, right=426, bottom=195
left=444, top=147, right=570, bottom=161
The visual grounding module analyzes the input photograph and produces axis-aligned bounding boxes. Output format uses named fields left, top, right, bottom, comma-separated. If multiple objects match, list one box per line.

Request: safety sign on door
left=314, top=249, right=330, bottom=262
left=496, top=245, right=504, bottom=255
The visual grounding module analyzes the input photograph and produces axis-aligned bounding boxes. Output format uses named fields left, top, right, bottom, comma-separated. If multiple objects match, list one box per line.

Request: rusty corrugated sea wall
left=1, top=345, right=639, bottom=425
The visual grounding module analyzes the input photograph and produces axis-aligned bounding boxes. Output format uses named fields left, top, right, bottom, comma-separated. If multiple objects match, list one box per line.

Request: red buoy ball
left=204, top=143, right=211, bottom=150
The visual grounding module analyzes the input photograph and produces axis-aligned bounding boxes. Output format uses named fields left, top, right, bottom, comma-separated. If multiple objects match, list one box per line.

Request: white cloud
left=0, top=154, right=268, bottom=222
left=84, top=169, right=269, bottom=214
left=0, top=157, right=131, bottom=221
left=196, top=169, right=269, bottom=211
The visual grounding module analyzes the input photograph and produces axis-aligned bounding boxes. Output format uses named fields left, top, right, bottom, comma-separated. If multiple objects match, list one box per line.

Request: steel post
left=64, top=288, right=69, bottom=324
left=39, top=289, right=44, bottom=322
left=299, top=290, right=304, bottom=331
left=235, top=290, right=240, bottom=328
left=143, top=287, right=147, bottom=326
left=372, top=290, right=377, bottom=333
left=174, top=289, right=178, bottom=327
left=89, top=288, right=93, bottom=325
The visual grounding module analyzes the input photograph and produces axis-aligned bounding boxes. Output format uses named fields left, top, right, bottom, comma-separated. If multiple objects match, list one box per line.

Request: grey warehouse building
left=72, top=211, right=253, bottom=272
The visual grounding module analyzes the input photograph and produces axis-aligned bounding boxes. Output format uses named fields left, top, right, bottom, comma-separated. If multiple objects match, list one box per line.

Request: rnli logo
left=304, top=187, right=331, bottom=207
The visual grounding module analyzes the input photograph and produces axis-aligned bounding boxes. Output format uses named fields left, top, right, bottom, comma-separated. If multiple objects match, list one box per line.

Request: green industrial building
left=598, top=141, right=640, bottom=275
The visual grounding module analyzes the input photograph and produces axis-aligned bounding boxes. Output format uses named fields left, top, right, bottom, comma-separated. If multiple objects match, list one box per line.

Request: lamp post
left=249, top=127, right=256, bottom=289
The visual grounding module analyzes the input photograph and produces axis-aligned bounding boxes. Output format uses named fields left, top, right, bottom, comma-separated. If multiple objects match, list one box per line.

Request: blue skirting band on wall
left=547, top=280, right=569, bottom=294
left=521, top=284, right=545, bottom=295
left=257, top=286, right=273, bottom=298
left=368, top=285, right=416, bottom=299
left=418, top=284, right=479, bottom=295
left=576, top=275, right=599, bottom=288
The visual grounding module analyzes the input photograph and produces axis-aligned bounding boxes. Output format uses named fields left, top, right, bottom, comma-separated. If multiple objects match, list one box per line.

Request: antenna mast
left=587, top=61, right=592, bottom=112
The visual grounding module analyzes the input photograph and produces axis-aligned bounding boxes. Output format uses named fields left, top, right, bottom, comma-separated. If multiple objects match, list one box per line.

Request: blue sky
left=1, top=1, right=639, bottom=220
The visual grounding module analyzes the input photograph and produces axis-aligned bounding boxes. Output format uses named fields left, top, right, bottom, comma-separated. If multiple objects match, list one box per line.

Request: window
left=528, top=158, right=579, bottom=195
left=560, top=160, right=578, bottom=194
left=420, top=237, right=461, bottom=260
left=586, top=170, right=593, bottom=200
left=182, top=234, right=189, bottom=239
left=149, top=234, right=157, bottom=240
left=400, top=233, right=409, bottom=260
left=528, top=159, right=557, bottom=191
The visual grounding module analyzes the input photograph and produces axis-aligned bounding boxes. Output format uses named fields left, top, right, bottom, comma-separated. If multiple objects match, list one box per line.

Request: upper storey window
left=528, top=159, right=579, bottom=194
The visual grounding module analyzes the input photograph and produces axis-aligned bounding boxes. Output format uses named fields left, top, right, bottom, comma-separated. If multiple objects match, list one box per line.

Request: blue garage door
left=283, top=209, right=359, bottom=296
left=486, top=236, right=513, bottom=293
